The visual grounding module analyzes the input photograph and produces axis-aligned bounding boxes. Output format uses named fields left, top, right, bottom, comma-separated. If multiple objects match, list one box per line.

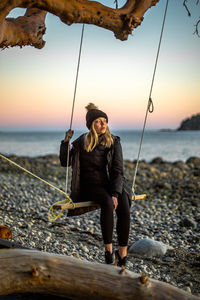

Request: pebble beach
left=0, top=154, right=200, bottom=297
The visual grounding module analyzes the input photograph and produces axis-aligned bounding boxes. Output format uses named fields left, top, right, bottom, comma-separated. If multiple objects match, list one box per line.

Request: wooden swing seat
left=54, top=194, right=146, bottom=210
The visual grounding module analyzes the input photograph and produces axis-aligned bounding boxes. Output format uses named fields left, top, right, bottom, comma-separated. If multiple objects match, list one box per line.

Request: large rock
left=186, top=157, right=200, bottom=166
left=128, top=238, right=173, bottom=258
left=150, top=157, right=165, bottom=164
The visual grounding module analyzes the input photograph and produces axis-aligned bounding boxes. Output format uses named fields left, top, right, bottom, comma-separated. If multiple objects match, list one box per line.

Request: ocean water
left=0, top=130, right=200, bottom=162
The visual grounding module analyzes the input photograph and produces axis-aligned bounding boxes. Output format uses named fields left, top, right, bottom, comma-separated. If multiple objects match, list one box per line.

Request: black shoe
left=115, top=250, right=127, bottom=267
left=105, top=251, right=114, bottom=264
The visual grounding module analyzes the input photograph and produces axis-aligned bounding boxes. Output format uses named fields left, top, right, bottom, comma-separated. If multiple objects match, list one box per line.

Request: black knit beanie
left=86, top=103, right=108, bottom=129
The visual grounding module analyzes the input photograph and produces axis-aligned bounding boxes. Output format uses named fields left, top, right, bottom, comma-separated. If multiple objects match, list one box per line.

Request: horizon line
left=0, top=127, right=178, bottom=132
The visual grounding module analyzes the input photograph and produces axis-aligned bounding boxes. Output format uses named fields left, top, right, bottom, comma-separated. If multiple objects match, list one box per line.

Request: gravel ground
left=0, top=154, right=200, bottom=298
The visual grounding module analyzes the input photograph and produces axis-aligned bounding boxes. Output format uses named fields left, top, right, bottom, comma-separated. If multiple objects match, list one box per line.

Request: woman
left=59, top=103, right=130, bottom=267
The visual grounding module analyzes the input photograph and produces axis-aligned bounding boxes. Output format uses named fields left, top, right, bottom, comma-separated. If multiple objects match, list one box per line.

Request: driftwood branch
left=0, top=0, right=159, bottom=49
left=0, top=249, right=198, bottom=299
left=0, top=1, right=199, bottom=49
left=0, top=8, right=46, bottom=49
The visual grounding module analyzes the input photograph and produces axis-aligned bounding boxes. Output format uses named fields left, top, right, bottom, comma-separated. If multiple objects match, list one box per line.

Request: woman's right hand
left=64, top=129, right=74, bottom=142
left=112, top=196, right=118, bottom=211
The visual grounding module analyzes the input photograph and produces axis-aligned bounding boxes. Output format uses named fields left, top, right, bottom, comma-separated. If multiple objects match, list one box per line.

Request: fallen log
left=0, top=249, right=198, bottom=300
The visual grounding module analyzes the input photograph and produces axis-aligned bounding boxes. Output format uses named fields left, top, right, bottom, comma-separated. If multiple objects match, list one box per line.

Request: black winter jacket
left=59, top=134, right=124, bottom=202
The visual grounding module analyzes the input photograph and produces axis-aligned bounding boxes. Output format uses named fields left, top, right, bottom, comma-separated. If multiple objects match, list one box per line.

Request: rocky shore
left=0, top=154, right=200, bottom=297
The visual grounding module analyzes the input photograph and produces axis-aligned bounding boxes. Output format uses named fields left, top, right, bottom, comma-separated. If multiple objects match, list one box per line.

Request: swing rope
left=132, top=0, right=169, bottom=195
left=48, top=24, right=85, bottom=221
left=0, top=25, right=85, bottom=222
left=0, top=153, right=68, bottom=197
left=0, top=153, right=72, bottom=221
left=65, top=24, right=85, bottom=195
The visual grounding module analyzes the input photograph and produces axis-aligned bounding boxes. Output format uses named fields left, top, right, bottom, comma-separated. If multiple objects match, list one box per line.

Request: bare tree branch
left=183, top=0, right=191, bottom=16
left=194, top=18, right=200, bottom=36
left=0, top=8, right=46, bottom=49
left=183, top=0, right=200, bottom=37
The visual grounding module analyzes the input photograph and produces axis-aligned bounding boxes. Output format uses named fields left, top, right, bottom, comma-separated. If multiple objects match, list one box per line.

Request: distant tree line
left=178, top=113, right=200, bottom=130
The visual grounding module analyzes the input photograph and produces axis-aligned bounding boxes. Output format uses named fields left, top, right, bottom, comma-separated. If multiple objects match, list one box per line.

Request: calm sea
left=0, top=130, right=200, bottom=162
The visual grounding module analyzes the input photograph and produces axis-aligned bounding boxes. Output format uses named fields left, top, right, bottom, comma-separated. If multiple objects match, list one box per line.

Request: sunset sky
left=0, top=0, right=199, bottom=131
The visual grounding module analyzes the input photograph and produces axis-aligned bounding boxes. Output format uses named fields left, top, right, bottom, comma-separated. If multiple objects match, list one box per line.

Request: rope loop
left=71, top=202, right=76, bottom=209
left=148, top=97, right=154, bottom=113
left=48, top=194, right=73, bottom=222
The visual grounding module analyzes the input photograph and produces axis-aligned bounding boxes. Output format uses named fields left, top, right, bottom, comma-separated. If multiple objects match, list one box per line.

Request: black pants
left=82, top=185, right=130, bottom=246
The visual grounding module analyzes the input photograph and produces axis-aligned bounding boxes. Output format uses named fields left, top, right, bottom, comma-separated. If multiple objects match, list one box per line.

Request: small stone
left=179, top=217, right=197, bottom=229
left=189, top=282, right=193, bottom=287
left=164, top=257, right=174, bottom=262
left=126, top=262, right=133, bottom=269
left=46, top=236, right=51, bottom=242
left=183, top=287, right=191, bottom=293
left=82, top=246, right=89, bottom=253
left=140, top=265, right=148, bottom=273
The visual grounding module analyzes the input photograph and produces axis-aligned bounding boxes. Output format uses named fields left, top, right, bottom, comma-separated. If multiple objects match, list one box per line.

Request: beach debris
left=0, top=225, right=12, bottom=239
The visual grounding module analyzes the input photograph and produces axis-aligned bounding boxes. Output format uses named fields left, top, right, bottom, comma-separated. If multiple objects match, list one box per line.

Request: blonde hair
left=84, top=121, right=114, bottom=152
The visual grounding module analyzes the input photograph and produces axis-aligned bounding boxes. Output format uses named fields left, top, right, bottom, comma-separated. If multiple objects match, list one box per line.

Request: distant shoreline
left=1, top=130, right=200, bottom=162
left=1, top=128, right=200, bottom=133
left=0, top=153, right=200, bottom=165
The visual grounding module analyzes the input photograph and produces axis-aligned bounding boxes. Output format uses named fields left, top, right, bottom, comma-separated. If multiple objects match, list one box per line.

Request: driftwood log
left=0, top=249, right=198, bottom=299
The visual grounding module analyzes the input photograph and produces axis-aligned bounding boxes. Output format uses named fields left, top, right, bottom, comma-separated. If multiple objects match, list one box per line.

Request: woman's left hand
left=112, top=196, right=118, bottom=211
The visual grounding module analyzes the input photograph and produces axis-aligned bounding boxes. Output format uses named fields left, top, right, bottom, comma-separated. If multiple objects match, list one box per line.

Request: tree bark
left=0, top=8, right=46, bottom=49
left=0, top=249, right=198, bottom=299
left=0, top=0, right=159, bottom=49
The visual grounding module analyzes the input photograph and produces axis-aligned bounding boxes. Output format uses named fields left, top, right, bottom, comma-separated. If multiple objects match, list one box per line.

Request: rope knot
left=148, top=97, right=154, bottom=113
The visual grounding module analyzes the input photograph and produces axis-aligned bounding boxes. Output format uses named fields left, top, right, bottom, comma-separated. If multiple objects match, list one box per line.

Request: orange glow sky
left=0, top=1, right=199, bottom=131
